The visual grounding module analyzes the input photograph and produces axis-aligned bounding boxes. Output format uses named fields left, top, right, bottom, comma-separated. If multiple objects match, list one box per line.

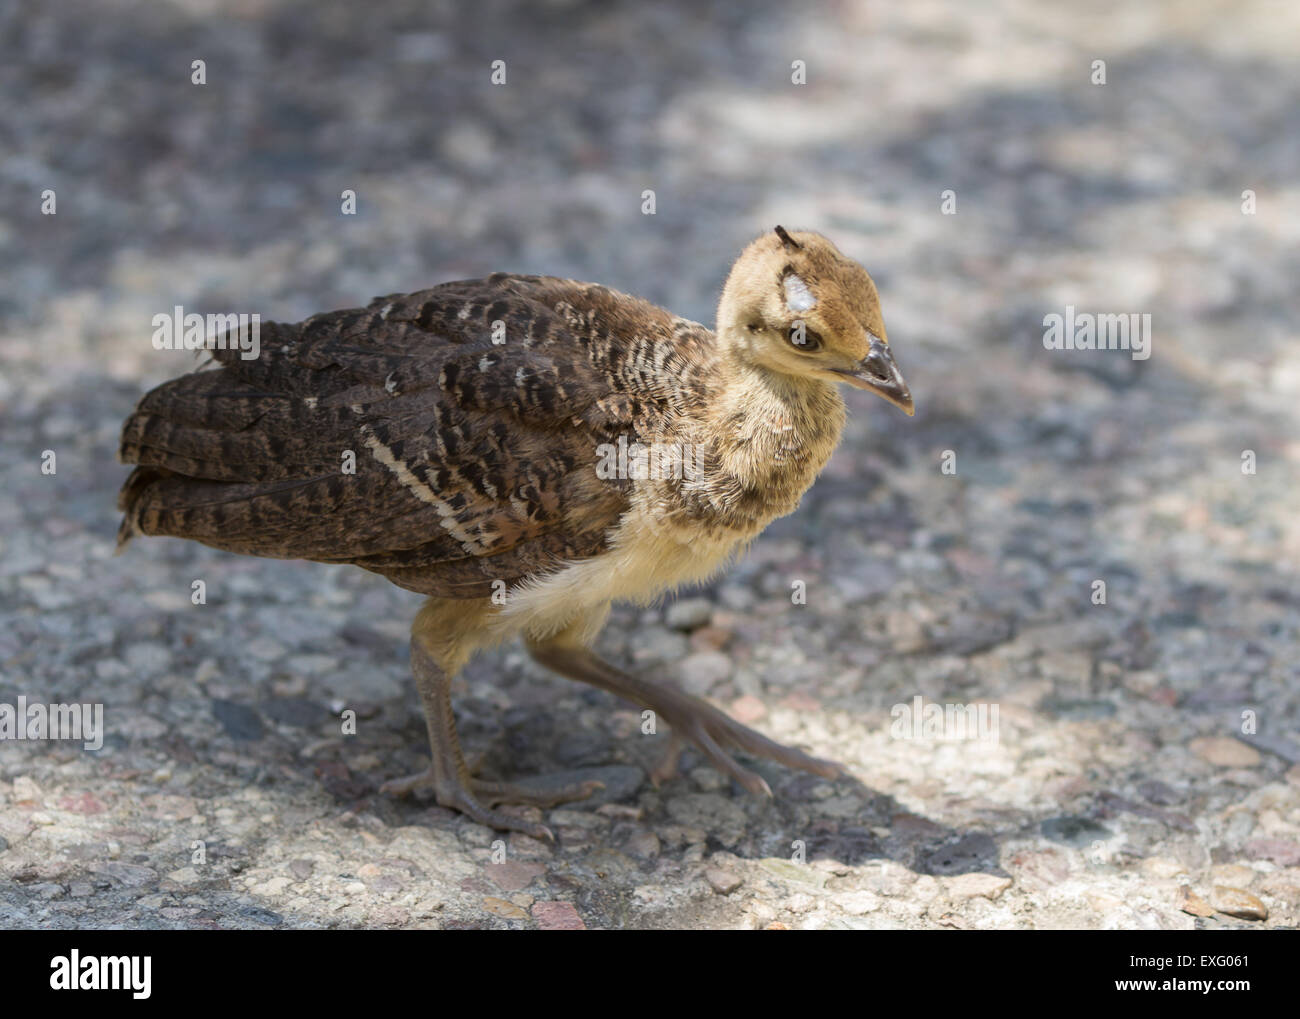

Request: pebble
left=1189, top=737, right=1261, bottom=768
left=759, top=859, right=827, bottom=889
left=837, top=891, right=880, bottom=915
left=12, top=777, right=42, bottom=803
left=211, top=699, right=265, bottom=741
left=664, top=598, right=714, bottom=630
left=944, top=873, right=1012, bottom=900
left=623, top=831, right=661, bottom=860
left=705, top=867, right=743, bottom=894
left=1209, top=886, right=1268, bottom=921
left=251, top=877, right=291, bottom=896
left=1137, top=780, right=1183, bottom=805
left=729, top=694, right=768, bottom=724
left=1209, top=864, right=1255, bottom=888
left=485, top=861, right=545, bottom=892
left=677, top=651, right=732, bottom=695
left=483, top=896, right=528, bottom=921
left=690, top=626, right=732, bottom=652
left=1244, top=838, right=1300, bottom=867
left=689, top=767, right=726, bottom=792
left=886, top=610, right=929, bottom=654
left=1140, top=857, right=1188, bottom=879
left=532, top=900, right=585, bottom=930
left=1178, top=888, right=1215, bottom=917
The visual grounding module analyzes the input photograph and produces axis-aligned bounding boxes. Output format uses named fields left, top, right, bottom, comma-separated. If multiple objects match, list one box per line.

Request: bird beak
left=838, top=338, right=914, bottom=416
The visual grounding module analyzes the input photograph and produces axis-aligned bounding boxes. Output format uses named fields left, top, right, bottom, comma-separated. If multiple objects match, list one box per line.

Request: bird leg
left=528, top=638, right=847, bottom=796
left=380, top=633, right=601, bottom=839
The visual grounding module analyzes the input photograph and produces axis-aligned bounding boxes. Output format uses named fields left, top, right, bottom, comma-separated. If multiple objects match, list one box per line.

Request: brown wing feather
left=117, top=274, right=714, bottom=598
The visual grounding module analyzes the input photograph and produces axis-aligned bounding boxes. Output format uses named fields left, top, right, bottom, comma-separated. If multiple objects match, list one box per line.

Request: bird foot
left=530, top=641, right=849, bottom=797
left=380, top=768, right=602, bottom=840
left=645, top=688, right=847, bottom=795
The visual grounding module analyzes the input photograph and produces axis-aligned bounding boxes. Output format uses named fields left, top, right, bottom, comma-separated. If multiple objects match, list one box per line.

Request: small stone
left=532, top=900, right=585, bottom=930
left=779, top=690, right=821, bottom=713
left=690, top=766, right=726, bottom=792
left=211, top=699, right=265, bottom=741
left=483, top=896, right=528, bottom=920
left=57, top=792, right=105, bottom=815
left=289, top=859, right=315, bottom=880
left=1087, top=891, right=1125, bottom=914
left=1178, top=887, right=1215, bottom=917
left=11, top=776, right=42, bottom=803
left=1040, top=697, right=1117, bottom=720
left=261, top=697, right=330, bottom=728
left=664, top=598, right=714, bottom=630
left=1189, top=737, right=1260, bottom=768
left=1141, top=857, right=1188, bottom=879
left=837, top=891, right=880, bottom=915
left=886, top=610, right=928, bottom=653
left=730, top=694, right=767, bottom=725
left=246, top=636, right=286, bottom=661
left=678, top=651, right=732, bottom=695
left=623, top=831, right=660, bottom=860
left=514, top=765, right=643, bottom=807
left=944, top=873, right=1012, bottom=900
left=705, top=867, right=742, bottom=894
left=596, top=803, right=643, bottom=821
left=147, top=795, right=197, bottom=821
left=759, top=859, right=827, bottom=888
left=1209, top=886, right=1267, bottom=921
left=1244, top=838, right=1300, bottom=867
left=1009, top=850, right=1070, bottom=888
left=343, top=881, right=367, bottom=895
left=167, top=867, right=201, bottom=886
left=1137, top=780, right=1182, bottom=805
left=1209, top=864, right=1255, bottom=888
left=690, top=626, right=732, bottom=652
left=251, top=876, right=291, bottom=896
left=485, top=860, right=545, bottom=892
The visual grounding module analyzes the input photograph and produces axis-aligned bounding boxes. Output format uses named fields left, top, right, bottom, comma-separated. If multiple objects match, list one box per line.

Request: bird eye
left=747, top=321, right=763, bottom=333
left=787, top=322, right=822, bottom=351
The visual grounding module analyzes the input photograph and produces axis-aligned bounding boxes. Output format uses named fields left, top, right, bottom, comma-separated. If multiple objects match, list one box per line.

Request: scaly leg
left=528, top=637, right=846, bottom=796
left=381, top=631, right=600, bottom=840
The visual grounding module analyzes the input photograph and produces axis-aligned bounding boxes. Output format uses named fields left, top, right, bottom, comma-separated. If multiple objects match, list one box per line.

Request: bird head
left=716, top=226, right=913, bottom=416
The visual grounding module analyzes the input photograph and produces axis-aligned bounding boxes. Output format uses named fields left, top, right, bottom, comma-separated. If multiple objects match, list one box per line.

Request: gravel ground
left=2, top=0, right=1299, bottom=929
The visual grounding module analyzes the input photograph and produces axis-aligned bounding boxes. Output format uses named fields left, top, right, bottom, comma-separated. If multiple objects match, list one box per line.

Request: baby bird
left=117, top=227, right=912, bottom=838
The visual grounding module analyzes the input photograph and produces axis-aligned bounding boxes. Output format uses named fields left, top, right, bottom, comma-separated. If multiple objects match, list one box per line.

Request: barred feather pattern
left=117, top=274, right=822, bottom=598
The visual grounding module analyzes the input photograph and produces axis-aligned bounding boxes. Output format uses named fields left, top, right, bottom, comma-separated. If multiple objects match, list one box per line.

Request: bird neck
left=711, top=324, right=844, bottom=435
left=707, top=335, right=847, bottom=512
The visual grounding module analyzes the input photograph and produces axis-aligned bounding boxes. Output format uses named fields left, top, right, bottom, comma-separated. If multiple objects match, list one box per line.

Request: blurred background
left=1, top=0, right=1298, bottom=929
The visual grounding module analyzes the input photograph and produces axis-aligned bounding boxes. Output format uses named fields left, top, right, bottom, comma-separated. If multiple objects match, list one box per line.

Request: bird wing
left=117, top=274, right=711, bottom=597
